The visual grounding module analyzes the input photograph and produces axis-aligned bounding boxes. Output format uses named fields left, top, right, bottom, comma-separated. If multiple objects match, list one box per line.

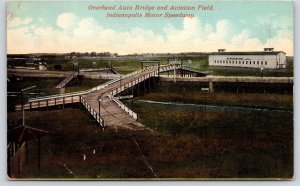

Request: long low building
left=208, top=48, right=286, bottom=69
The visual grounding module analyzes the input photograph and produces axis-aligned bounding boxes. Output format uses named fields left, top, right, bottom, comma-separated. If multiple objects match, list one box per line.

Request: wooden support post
left=132, top=82, right=134, bottom=96
left=153, top=76, right=155, bottom=90
left=148, top=78, right=151, bottom=92
left=137, top=79, right=140, bottom=97
left=38, top=138, right=41, bottom=170
left=98, top=100, right=101, bottom=119
left=131, top=83, right=134, bottom=110
left=143, top=77, right=146, bottom=95
left=173, top=68, right=176, bottom=83
left=209, top=81, right=214, bottom=93
left=20, top=92, right=23, bottom=112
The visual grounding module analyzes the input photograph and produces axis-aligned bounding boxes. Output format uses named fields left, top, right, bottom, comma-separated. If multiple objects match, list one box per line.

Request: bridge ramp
left=83, top=95, right=136, bottom=126
left=56, top=72, right=78, bottom=88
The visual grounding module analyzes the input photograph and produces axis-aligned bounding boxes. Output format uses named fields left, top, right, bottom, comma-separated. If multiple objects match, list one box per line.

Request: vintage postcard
left=7, top=0, right=293, bottom=180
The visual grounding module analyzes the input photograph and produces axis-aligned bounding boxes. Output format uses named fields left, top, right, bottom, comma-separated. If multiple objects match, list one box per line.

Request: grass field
left=8, top=102, right=293, bottom=179
left=141, top=91, right=293, bottom=109
left=7, top=60, right=293, bottom=179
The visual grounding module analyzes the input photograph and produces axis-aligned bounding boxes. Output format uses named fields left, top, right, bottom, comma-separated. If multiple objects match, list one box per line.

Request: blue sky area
left=7, top=1, right=293, bottom=55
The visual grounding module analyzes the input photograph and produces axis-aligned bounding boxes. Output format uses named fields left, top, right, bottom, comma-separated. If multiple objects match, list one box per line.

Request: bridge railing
left=159, top=64, right=181, bottom=72
left=22, top=64, right=177, bottom=106
left=81, top=97, right=105, bottom=127
left=108, top=95, right=138, bottom=120
left=16, top=95, right=81, bottom=111
left=80, top=68, right=110, bottom=72
left=28, top=91, right=87, bottom=102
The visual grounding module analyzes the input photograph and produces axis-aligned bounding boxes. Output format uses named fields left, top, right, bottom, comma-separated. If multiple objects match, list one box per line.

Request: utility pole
left=98, top=99, right=101, bottom=123
left=20, top=85, right=36, bottom=126
left=21, top=90, right=24, bottom=126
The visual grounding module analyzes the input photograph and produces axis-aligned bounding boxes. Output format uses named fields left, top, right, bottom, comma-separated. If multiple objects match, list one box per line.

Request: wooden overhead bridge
left=16, top=64, right=198, bottom=127
left=15, top=63, right=293, bottom=127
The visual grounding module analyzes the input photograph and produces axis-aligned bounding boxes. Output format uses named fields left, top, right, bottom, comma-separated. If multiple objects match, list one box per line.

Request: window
left=236, top=61, right=238, bottom=64
left=250, top=61, right=251, bottom=65
left=265, top=61, right=267, bottom=65
left=253, top=61, right=255, bottom=65
left=239, top=61, right=241, bottom=64
left=261, top=61, right=263, bottom=65
left=246, top=61, right=248, bottom=65
left=242, top=61, right=244, bottom=64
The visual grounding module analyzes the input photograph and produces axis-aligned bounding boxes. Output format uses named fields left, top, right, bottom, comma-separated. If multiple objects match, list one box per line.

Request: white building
left=38, top=62, right=47, bottom=70
left=208, top=48, right=286, bottom=69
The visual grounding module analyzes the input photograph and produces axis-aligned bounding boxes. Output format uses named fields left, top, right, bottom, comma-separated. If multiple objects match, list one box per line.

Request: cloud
left=7, top=15, right=293, bottom=56
left=56, top=12, right=78, bottom=30
left=8, top=17, right=32, bottom=28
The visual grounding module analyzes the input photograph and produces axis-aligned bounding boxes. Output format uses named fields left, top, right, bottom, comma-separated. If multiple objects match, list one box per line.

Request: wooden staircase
left=56, top=72, right=78, bottom=88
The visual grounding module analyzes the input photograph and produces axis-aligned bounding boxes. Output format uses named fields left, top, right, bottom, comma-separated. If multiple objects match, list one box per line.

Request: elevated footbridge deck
left=15, top=64, right=184, bottom=127
left=15, top=64, right=292, bottom=127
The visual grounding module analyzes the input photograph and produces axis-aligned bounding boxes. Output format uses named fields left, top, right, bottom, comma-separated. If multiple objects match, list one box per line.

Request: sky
left=7, top=1, right=294, bottom=55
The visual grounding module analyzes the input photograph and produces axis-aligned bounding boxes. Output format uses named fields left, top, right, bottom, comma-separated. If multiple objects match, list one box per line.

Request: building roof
left=210, top=51, right=285, bottom=55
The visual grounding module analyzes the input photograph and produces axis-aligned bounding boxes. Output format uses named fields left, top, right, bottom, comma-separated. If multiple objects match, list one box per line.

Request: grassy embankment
left=141, top=89, right=293, bottom=109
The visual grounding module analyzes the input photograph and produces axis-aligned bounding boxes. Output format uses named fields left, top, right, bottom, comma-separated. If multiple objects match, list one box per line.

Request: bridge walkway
left=81, top=68, right=159, bottom=126
left=15, top=64, right=200, bottom=127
